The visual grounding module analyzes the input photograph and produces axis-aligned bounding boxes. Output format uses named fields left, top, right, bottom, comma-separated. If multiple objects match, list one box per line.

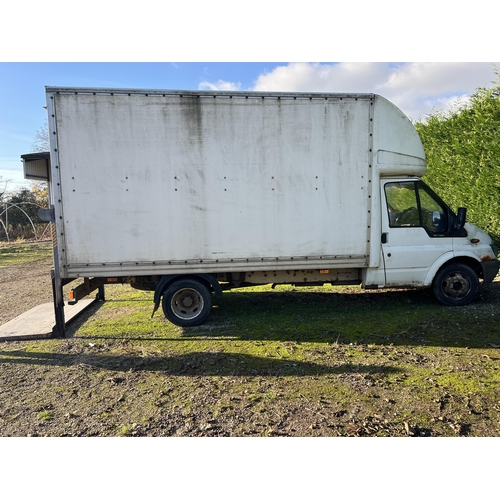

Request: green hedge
left=415, top=85, right=500, bottom=248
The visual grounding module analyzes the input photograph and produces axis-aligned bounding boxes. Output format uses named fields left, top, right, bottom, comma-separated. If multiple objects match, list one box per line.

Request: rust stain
left=481, top=255, right=495, bottom=262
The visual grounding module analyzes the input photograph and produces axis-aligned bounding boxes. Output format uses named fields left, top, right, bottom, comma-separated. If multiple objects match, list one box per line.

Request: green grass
left=37, top=410, right=53, bottom=421
left=0, top=241, right=53, bottom=267
left=76, top=283, right=500, bottom=349
left=1, top=244, right=499, bottom=436
left=66, top=284, right=500, bottom=406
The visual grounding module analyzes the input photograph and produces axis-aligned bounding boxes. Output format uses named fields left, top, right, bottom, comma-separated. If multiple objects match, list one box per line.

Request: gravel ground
left=1, top=248, right=499, bottom=438
left=0, top=255, right=53, bottom=325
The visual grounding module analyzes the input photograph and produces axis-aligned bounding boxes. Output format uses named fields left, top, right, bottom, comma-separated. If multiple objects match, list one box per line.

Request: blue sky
left=2, top=0, right=498, bottom=194
left=1, top=62, right=499, bottom=191
left=0, top=62, right=281, bottom=189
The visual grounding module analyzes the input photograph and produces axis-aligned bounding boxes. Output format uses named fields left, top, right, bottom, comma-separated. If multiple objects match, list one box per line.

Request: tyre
left=432, top=263, right=479, bottom=306
left=162, top=279, right=212, bottom=327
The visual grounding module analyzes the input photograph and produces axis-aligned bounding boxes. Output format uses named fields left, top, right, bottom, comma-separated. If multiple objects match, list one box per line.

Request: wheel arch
left=424, top=254, right=482, bottom=286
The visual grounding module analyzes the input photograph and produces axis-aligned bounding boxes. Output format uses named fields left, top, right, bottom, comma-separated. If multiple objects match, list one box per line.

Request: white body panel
left=44, top=88, right=428, bottom=280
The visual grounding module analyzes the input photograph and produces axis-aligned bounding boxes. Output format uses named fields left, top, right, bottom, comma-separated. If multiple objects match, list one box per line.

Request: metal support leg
left=96, top=284, right=105, bottom=302
left=51, top=269, right=66, bottom=338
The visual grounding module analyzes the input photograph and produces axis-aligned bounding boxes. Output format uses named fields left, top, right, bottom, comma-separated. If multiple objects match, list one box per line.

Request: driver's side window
left=385, top=182, right=420, bottom=227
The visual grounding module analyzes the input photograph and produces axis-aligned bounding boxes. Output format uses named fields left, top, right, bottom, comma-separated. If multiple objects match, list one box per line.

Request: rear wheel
left=432, top=263, right=478, bottom=306
left=162, top=279, right=212, bottom=327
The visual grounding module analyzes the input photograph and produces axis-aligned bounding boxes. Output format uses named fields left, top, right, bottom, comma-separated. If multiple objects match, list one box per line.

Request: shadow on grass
left=189, top=286, right=500, bottom=348
left=0, top=349, right=402, bottom=377
left=67, top=282, right=500, bottom=349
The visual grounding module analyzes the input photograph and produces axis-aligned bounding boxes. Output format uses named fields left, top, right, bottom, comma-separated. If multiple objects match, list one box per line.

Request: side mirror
left=456, top=207, right=467, bottom=229
left=432, top=211, right=441, bottom=227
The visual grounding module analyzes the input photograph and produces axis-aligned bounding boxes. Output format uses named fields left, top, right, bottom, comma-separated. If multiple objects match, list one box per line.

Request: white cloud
left=420, top=94, right=471, bottom=116
left=377, top=62, right=498, bottom=120
left=253, top=62, right=390, bottom=93
left=249, top=62, right=500, bottom=121
left=198, top=79, right=242, bottom=91
left=384, top=62, right=497, bottom=94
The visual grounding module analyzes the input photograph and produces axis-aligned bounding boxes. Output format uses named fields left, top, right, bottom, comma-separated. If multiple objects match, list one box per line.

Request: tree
left=0, top=176, right=9, bottom=203
left=31, top=119, right=50, bottom=153
left=415, top=82, right=500, bottom=248
left=29, top=120, right=50, bottom=208
left=2, top=188, right=42, bottom=227
left=0, top=122, right=51, bottom=241
left=30, top=181, right=49, bottom=208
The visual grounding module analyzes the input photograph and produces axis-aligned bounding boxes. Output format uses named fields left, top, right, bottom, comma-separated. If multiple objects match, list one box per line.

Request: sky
left=1, top=61, right=499, bottom=191
left=1, top=2, right=498, bottom=192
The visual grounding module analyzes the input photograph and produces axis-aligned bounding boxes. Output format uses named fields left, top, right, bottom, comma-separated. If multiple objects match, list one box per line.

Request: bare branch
left=31, top=119, right=50, bottom=153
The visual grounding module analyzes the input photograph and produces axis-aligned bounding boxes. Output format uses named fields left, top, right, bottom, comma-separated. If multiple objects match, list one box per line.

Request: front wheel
left=432, top=263, right=479, bottom=306
left=162, top=279, right=212, bottom=327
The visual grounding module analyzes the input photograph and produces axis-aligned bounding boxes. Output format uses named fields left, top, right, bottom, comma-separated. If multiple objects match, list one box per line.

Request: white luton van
left=22, top=87, right=499, bottom=335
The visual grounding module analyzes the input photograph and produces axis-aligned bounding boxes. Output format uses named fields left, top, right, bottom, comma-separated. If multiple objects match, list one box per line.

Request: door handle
left=381, top=233, right=388, bottom=244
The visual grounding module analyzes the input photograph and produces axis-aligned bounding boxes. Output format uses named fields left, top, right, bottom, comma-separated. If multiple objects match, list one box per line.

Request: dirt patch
left=1, top=245, right=500, bottom=437
left=0, top=255, right=53, bottom=325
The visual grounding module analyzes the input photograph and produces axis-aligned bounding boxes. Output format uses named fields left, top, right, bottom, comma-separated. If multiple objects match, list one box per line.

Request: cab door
left=381, top=180, right=454, bottom=286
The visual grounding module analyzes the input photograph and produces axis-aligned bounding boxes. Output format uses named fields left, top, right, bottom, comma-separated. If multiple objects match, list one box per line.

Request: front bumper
left=481, top=259, right=500, bottom=282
